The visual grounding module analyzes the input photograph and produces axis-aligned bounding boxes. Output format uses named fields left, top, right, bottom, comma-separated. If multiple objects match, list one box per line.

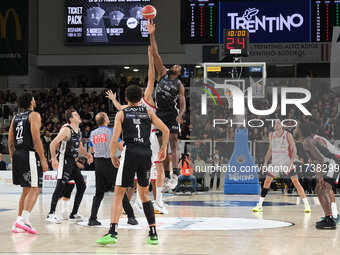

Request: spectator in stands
left=175, top=153, right=197, bottom=194
left=80, top=88, right=89, bottom=99
left=261, top=126, right=269, bottom=141
left=82, top=126, right=91, bottom=140
left=250, top=128, right=262, bottom=141
left=194, top=154, right=206, bottom=190
left=0, top=153, right=6, bottom=170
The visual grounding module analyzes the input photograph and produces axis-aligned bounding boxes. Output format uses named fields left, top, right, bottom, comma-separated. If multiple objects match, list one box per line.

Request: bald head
left=96, top=112, right=109, bottom=126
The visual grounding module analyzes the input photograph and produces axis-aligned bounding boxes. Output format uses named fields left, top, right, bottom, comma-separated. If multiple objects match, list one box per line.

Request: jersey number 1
left=136, top=124, right=141, bottom=139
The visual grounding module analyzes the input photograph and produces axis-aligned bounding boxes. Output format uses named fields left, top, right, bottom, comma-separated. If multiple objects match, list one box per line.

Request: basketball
left=142, top=5, right=157, bottom=20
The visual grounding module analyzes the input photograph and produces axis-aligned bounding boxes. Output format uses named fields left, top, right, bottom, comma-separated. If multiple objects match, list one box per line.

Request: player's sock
left=331, top=202, right=339, bottom=218
left=155, top=187, right=163, bottom=204
left=16, top=216, right=22, bottom=222
left=302, top=198, right=310, bottom=206
left=259, top=197, right=265, bottom=207
left=259, top=188, right=269, bottom=206
left=109, top=223, right=118, bottom=234
left=149, top=225, right=157, bottom=236
left=21, top=210, right=30, bottom=223
left=165, top=171, right=170, bottom=179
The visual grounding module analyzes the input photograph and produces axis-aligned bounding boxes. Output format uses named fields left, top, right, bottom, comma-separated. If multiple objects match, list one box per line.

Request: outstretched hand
left=146, top=19, right=156, bottom=35
left=106, top=90, right=116, bottom=101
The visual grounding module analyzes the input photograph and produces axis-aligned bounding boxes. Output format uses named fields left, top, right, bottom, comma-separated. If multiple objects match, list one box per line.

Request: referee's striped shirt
left=89, top=126, right=121, bottom=158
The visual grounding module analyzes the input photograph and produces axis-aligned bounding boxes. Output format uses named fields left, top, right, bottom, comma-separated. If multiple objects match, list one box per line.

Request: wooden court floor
left=0, top=191, right=339, bottom=255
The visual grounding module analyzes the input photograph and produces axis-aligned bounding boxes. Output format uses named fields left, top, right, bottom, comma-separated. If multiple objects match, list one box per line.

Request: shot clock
left=223, top=29, right=249, bottom=56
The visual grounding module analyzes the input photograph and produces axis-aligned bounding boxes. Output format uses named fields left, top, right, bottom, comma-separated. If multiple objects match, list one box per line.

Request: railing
left=0, top=133, right=339, bottom=164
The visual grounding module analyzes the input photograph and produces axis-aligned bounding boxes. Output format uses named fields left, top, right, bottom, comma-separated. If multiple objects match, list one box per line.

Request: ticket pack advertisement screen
left=65, top=0, right=152, bottom=45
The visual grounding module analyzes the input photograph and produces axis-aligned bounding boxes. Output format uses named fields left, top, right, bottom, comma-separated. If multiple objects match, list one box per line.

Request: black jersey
left=59, top=124, right=81, bottom=160
left=13, top=110, right=34, bottom=151
left=305, top=139, right=340, bottom=163
left=122, top=106, right=151, bottom=147
left=155, top=74, right=180, bottom=110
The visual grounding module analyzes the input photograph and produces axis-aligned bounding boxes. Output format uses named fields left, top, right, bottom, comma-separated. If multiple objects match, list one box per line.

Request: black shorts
left=156, top=109, right=179, bottom=135
left=12, top=150, right=43, bottom=188
left=60, top=183, right=75, bottom=199
left=95, top=158, right=117, bottom=193
left=116, top=144, right=152, bottom=188
left=57, top=157, right=83, bottom=183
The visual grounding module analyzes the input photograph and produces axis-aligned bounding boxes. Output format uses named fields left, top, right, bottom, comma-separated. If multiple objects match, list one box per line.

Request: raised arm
left=144, top=46, right=156, bottom=105
left=148, top=110, right=169, bottom=161
left=30, top=112, right=48, bottom=172
left=146, top=20, right=167, bottom=80
left=176, top=83, right=186, bottom=124
left=106, top=90, right=128, bottom=111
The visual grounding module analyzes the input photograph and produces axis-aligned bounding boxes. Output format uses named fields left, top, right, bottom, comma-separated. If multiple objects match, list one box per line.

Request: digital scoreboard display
left=65, top=0, right=152, bottom=45
left=223, top=29, right=249, bottom=56
left=311, top=0, right=340, bottom=42
left=181, top=0, right=340, bottom=43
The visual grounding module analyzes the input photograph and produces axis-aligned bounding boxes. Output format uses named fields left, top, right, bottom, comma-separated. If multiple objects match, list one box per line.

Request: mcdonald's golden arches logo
left=0, top=8, right=21, bottom=40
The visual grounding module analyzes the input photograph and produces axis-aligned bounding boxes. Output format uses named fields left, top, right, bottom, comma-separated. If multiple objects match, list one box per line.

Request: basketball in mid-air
left=142, top=5, right=157, bottom=20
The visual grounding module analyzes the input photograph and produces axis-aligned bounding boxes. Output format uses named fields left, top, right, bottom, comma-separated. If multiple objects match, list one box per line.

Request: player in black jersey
left=46, top=108, right=93, bottom=224
left=147, top=20, right=186, bottom=178
left=96, top=85, right=169, bottom=246
left=294, top=123, right=339, bottom=229
left=8, top=92, right=49, bottom=234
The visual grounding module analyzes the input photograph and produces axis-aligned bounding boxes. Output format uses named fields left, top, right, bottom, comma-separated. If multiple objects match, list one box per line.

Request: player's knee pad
left=142, top=200, right=155, bottom=225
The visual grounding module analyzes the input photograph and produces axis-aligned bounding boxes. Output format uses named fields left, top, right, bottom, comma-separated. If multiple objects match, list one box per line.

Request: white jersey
left=139, top=97, right=156, bottom=130
left=271, top=130, right=292, bottom=165
left=313, top=134, right=340, bottom=158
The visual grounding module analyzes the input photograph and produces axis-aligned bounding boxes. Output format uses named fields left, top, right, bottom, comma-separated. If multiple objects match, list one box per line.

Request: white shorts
left=151, top=130, right=160, bottom=163
left=265, top=162, right=296, bottom=178
left=150, top=164, right=157, bottom=181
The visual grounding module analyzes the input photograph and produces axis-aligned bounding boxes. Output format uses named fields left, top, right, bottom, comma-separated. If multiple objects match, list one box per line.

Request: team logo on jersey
left=137, top=113, right=148, bottom=119
left=126, top=113, right=136, bottom=118
left=133, top=119, right=141, bottom=125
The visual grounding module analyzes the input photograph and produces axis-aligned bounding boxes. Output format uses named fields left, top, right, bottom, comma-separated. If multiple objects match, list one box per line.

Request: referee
left=88, top=112, right=138, bottom=226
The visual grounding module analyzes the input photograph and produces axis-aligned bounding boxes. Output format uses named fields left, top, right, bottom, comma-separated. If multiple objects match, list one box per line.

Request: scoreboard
left=223, top=29, right=249, bottom=56
left=181, top=0, right=340, bottom=44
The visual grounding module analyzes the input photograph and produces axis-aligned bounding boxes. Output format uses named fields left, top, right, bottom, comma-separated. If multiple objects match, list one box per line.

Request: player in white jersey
left=106, top=46, right=168, bottom=214
left=253, top=120, right=310, bottom=213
